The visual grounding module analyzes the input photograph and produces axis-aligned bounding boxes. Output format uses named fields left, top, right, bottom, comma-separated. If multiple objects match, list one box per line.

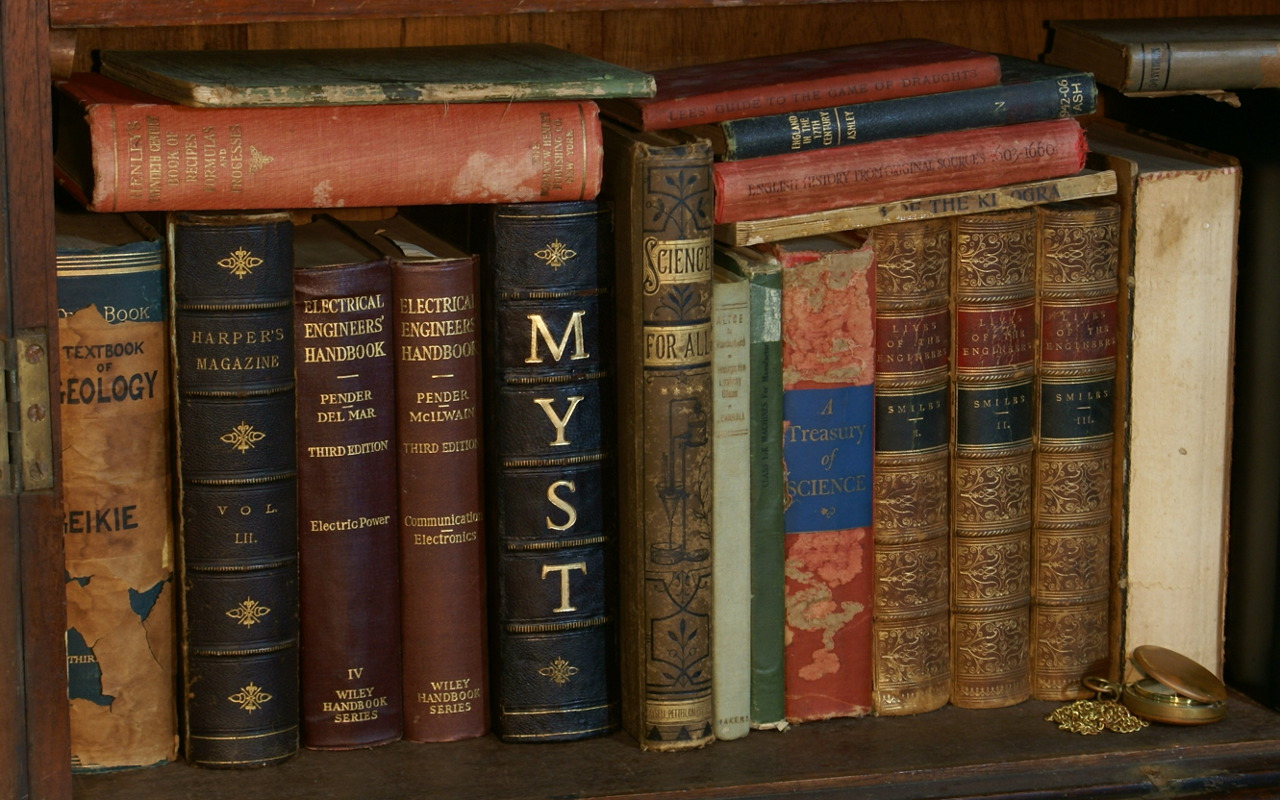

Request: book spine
left=169, top=210, right=299, bottom=767
left=484, top=200, right=618, bottom=743
left=392, top=253, right=489, bottom=742
left=710, top=265, right=752, bottom=740
left=604, top=127, right=715, bottom=750
left=865, top=218, right=953, bottom=716
left=712, top=118, right=1088, bottom=224
left=293, top=258, right=402, bottom=748
left=718, top=70, right=1096, bottom=160
left=634, top=50, right=1000, bottom=131
left=58, top=75, right=602, bottom=211
left=714, top=246, right=787, bottom=729
left=1128, top=41, right=1280, bottom=92
left=765, top=236, right=875, bottom=723
left=57, top=227, right=178, bottom=771
left=950, top=207, right=1036, bottom=709
left=1031, top=200, right=1120, bottom=700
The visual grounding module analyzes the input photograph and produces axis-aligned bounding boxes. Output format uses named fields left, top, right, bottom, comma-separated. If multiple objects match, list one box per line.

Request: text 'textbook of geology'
left=52, top=72, right=605, bottom=212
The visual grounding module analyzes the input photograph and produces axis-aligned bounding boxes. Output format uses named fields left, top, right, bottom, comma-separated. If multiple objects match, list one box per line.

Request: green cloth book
left=97, top=43, right=656, bottom=107
left=714, top=243, right=787, bottom=730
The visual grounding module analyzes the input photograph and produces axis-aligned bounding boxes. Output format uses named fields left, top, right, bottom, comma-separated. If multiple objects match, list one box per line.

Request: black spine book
left=169, top=210, right=300, bottom=768
left=483, top=201, right=619, bottom=741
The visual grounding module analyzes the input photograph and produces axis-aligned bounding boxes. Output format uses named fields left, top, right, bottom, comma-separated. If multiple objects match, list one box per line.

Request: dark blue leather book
left=695, top=56, right=1095, bottom=160
left=169, top=210, right=299, bottom=768
left=481, top=201, right=619, bottom=742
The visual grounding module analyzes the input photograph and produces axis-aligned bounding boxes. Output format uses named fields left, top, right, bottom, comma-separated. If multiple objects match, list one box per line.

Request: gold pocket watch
left=1047, top=645, right=1227, bottom=734
left=1120, top=644, right=1227, bottom=725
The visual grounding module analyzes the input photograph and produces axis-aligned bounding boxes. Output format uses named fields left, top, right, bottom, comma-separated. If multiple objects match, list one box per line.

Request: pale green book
left=98, top=42, right=655, bottom=107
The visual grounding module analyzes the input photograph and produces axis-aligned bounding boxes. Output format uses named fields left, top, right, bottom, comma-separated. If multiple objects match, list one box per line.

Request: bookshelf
left=6, top=0, right=1280, bottom=798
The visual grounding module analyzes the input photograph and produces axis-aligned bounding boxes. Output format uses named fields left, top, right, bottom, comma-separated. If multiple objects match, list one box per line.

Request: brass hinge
left=2, top=332, right=54, bottom=494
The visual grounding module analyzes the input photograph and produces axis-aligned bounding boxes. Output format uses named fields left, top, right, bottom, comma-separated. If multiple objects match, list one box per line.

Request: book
left=52, top=72, right=604, bottom=212
left=1089, top=89, right=1280, bottom=707
left=1030, top=199, right=1121, bottom=701
left=949, top=207, right=1036, bottom=710
left=713, top=244, right=788, bottom=730
left=97, top=43, right=655, bottom=107
left=168, top=210, right=299, bottom=768
left=710, top=262, right=752, bottom=741
left=291, top=216, right=402, bottom=749
left=715, top=169, right=1119, bottom=247
left=599, top=39, right=1001, bottom=132
left=859, top=218, right=952, bottom=717
left=479, top=200, right=618, bottom=742
left=712, top=118, right=1089, bottom=224
left=55, top=203, right=178, bottom=772
left=601, top=121, right=715, bottom=750
left=1045, top=16, right=1280, bottom=95
left=689, top=56, right=1095, bottom=161
left=1085, top=121, right=1239, bottom=679
left=757, top=234, right=875, bottom=723
left=339, top=214, right=489, bottom=742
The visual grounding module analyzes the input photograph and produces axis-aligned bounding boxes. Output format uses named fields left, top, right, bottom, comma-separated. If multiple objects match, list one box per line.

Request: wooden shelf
left=72, top=695, right=1280, bottom=799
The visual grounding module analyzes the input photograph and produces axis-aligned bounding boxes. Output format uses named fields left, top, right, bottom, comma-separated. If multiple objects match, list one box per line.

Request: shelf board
left=49, top=0, right=854, bottom=29
left=73, top=693, right=1280, bottom=800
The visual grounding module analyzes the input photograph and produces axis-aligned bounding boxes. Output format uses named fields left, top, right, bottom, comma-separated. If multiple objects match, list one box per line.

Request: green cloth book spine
left=714, top=244, right=787, bottom=730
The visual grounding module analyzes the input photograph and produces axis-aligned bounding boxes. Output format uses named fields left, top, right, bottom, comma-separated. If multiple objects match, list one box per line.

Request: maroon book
left=599, top=39, right=1000, bottom=131
left=293, top=217, right=402, bottom=749
left=374, top=216, right=490, bottom=742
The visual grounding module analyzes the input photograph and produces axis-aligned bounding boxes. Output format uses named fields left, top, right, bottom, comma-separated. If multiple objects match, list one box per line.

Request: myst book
left=98, top=43, right=656, bottom=107
left=600, top=39, right=1001, bottom=131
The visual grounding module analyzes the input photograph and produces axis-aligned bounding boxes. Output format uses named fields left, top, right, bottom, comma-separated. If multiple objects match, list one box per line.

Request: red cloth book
left=53, top=72, right=602, bottom=212
left=758, top=234, right=876, bottom=723
left=600, top=39, right=1000, bottom=131
left=713, top=118, right=1088, bottom=224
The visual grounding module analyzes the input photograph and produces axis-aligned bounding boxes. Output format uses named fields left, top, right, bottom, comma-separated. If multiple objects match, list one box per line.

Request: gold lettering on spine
left=545, top=480, right=578, bottom=531
left=642, top=237, right=712, bottom=295
left=526, top=311, right=589, bottom=363
left=643, top=322, right=713, bottom=368
left=533, top=396, right=584, bottom=447
left=541, top=563, right=589, bottom=613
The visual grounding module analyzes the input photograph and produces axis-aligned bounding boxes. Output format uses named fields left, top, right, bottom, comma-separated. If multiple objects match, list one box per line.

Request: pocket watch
left=1120, top=644, right=1227, bottom=725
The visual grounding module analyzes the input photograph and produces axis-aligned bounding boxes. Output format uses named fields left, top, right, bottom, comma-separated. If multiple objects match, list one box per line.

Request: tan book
left=861, top=218, right=953, bottom=716
left=1030, top=199, right=1121, bottom=700
left=1086, top=121, right=1240, bottom=679
left=949, top=207, right=1038, bottom=709
left=715, top=170, right=1117, bottom=247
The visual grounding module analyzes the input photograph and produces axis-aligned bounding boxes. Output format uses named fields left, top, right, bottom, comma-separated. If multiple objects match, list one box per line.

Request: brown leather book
left=602, top=121, right=715, bottom=750
left=863, top=218, right=953, bottom=716
left=1030, top=199, right=1120, bottom=700
left=950, top=207, right=1037, bottom=709
left=292, top=216, right=402, bottom=748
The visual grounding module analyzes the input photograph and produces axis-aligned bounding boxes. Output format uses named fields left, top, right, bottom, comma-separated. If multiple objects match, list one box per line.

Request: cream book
left=1086, top=121, right=1239, bottom=678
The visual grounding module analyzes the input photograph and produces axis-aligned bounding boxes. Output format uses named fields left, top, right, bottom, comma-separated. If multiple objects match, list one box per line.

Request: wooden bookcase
left=6, top=1, right=1280, bottom=798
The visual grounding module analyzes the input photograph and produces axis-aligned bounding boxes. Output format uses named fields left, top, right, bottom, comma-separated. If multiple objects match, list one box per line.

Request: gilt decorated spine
left=56, top=209, right=178, bottom=771
left=950, top=208, right=1036, bottom=709
left=603, top=123, right=715, bottom=750
left=169, top=210, right=299, bottom=767
left=1031, top=199, right=1120, bottom=700
left=292, top=243, right=401, bottom=749
left=391, top=245, right=489, bottom=742
left=484, top=201, right=618, bottom=742
left=865, top=218, right=952, bottom=716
